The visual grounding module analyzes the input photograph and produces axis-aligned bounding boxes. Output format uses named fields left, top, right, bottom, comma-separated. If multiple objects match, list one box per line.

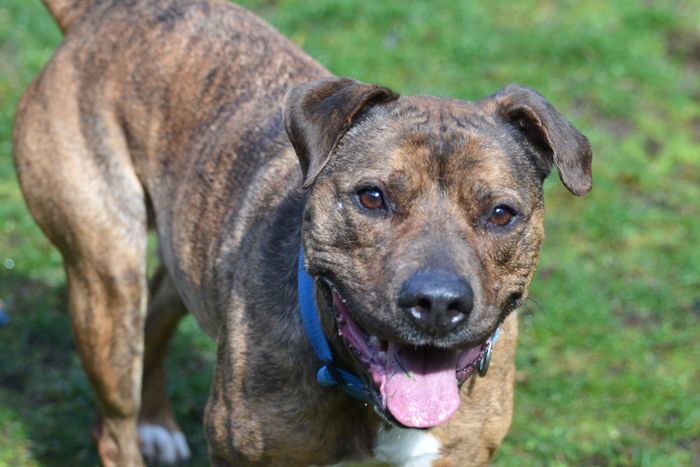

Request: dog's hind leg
left=14, top=75, right=148, bottom=465
left=65, top=247, right=147, bottom=467
left=138, top=264, right=191, bottom=464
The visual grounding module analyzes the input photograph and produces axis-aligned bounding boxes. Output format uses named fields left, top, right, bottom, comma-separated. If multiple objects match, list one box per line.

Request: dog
left=13, top=0, right=592, bottom=465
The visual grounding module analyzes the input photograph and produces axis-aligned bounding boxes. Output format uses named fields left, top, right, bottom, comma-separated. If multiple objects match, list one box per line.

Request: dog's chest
left=327, top=427, right=442, bottom=467
left=327, top=426, right=442, bottom=466
left=371, top=426, right=442, bottom=466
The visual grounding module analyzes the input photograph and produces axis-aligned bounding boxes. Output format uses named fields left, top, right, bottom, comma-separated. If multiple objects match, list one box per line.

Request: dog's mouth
left=331, top=289, right=491, bottom=429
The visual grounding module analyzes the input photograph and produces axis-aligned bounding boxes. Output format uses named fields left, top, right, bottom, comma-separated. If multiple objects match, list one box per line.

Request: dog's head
left=284, top=77, right=591, bottom=428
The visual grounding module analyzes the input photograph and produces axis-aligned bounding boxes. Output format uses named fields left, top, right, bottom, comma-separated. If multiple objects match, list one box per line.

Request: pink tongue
left=381, top=342, right=460, bottom=428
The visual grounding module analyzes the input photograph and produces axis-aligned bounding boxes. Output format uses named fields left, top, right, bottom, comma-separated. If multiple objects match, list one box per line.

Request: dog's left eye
left=357, top=187, right=385, bottom=210
left=487, top=205, right=517, bottom=227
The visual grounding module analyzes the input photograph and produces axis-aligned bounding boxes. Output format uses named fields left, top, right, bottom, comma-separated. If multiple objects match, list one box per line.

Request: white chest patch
left=372, top=426, right=442, bottom=466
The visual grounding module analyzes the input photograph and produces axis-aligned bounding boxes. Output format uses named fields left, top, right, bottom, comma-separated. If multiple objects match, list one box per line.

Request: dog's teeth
left=368, top=335, right=381, bottom=349
left=377, top=351, right=387, bottom=363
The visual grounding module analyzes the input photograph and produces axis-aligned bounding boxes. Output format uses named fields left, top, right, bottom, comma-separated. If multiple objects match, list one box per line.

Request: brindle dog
left=13, top=0, right=592, bottom=465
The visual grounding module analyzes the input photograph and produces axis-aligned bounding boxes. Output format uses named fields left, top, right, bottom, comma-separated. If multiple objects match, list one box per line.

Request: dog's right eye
left=357, top=187, right=385, bottom=210
left=487, top=204, right=518, bottom=227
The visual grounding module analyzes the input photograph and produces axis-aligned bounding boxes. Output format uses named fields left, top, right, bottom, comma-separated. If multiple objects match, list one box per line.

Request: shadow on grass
left=0, top=270, right=214, bottom=466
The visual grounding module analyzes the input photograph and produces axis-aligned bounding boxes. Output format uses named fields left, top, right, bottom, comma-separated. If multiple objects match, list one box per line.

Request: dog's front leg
left=204, top=315, right=268, bottom=466
left=203, top=309, right=370, bottom=466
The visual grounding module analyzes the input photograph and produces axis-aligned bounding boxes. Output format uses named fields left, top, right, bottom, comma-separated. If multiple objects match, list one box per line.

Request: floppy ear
left=283, top=77, right=399, bottom=188
left=487, top=85, right=592, bottom=196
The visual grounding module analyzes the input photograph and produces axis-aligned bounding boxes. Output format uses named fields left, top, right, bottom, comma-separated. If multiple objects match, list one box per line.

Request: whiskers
left=521, top=296, right=544, bottom=318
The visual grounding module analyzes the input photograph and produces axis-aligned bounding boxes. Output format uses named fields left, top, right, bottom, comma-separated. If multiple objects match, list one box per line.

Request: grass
left=1, top=0, right=699, bottom=465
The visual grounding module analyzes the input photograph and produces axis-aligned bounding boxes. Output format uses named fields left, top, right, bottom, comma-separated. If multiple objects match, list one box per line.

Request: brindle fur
left=13, top=0, right=591, bottom=465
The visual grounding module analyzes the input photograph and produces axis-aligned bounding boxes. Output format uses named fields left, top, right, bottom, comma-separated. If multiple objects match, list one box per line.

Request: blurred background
left=1, top=0, right=698, bottom=465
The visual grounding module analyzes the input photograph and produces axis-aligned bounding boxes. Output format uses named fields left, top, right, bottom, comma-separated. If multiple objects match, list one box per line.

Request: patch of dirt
left=691, top=118, right=700, bottom=144
left=678, top=438, right=700, bottom=463
left=619, top=311, right=661, bottom=329
left=604, top=117, right=635, bottom=139
left=644, top=137, right=662, bottom=159
left=672, top=162, right=700, bottom=188
left=666, top=29, right=700, bottom=71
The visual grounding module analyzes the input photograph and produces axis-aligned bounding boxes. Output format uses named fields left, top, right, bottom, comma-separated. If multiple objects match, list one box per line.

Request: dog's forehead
left=389, top=94, right=493, bottom=126
left=388, top=96, right=508, bottom=162
left=337, top=95, right=525, bottom=191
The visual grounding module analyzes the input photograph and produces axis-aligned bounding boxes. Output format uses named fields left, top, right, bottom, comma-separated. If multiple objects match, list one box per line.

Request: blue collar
left=297, top=247, right=500, bottom=402
left=297, top=247, right=371, bottom=401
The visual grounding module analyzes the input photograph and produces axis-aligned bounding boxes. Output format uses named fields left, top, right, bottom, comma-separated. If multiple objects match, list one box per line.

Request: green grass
left=1, top=0, right=699, bottom=465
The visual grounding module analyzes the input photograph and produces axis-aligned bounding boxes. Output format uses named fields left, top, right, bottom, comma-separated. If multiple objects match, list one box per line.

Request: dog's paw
left=138, top=423, right=191, bottom=465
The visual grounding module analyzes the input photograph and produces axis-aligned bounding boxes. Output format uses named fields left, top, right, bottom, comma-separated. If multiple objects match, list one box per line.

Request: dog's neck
left=297, top=247, right=372, bottom=402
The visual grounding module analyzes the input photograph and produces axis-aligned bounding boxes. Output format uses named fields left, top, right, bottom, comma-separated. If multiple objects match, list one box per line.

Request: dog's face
left=285, top=78, right=591, bottom=428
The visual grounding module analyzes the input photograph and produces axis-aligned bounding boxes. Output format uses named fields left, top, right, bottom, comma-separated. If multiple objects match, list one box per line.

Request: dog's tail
left=41, top=0, right=98, bottom=34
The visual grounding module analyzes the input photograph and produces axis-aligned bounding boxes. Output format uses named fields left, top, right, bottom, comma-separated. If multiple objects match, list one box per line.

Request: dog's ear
left=283, top=77, right=399, bottom=188
left=486, top=85, right=592, bottom=196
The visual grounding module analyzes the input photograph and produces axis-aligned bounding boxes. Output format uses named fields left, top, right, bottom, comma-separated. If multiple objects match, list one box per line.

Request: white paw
left=138, top=423, right=191, bottom=465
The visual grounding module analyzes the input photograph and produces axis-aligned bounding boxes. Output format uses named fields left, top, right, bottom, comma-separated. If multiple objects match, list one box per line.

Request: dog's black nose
left=398, top=271, right=473, bottom=334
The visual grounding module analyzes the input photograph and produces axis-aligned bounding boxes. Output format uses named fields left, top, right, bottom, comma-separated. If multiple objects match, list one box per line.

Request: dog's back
left=40, top=0, right=99, bottom=33
left=15, top=0, right=328, bottom=333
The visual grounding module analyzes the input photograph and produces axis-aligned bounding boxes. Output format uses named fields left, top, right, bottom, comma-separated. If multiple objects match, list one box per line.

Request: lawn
left=1, top=0, right=698, bottom=465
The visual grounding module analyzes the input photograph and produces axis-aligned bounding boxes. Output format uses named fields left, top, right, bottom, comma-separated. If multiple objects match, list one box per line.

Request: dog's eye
left=357, top=187, right=385, bottom=210
left=488, top=205, right=517, bottom=227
